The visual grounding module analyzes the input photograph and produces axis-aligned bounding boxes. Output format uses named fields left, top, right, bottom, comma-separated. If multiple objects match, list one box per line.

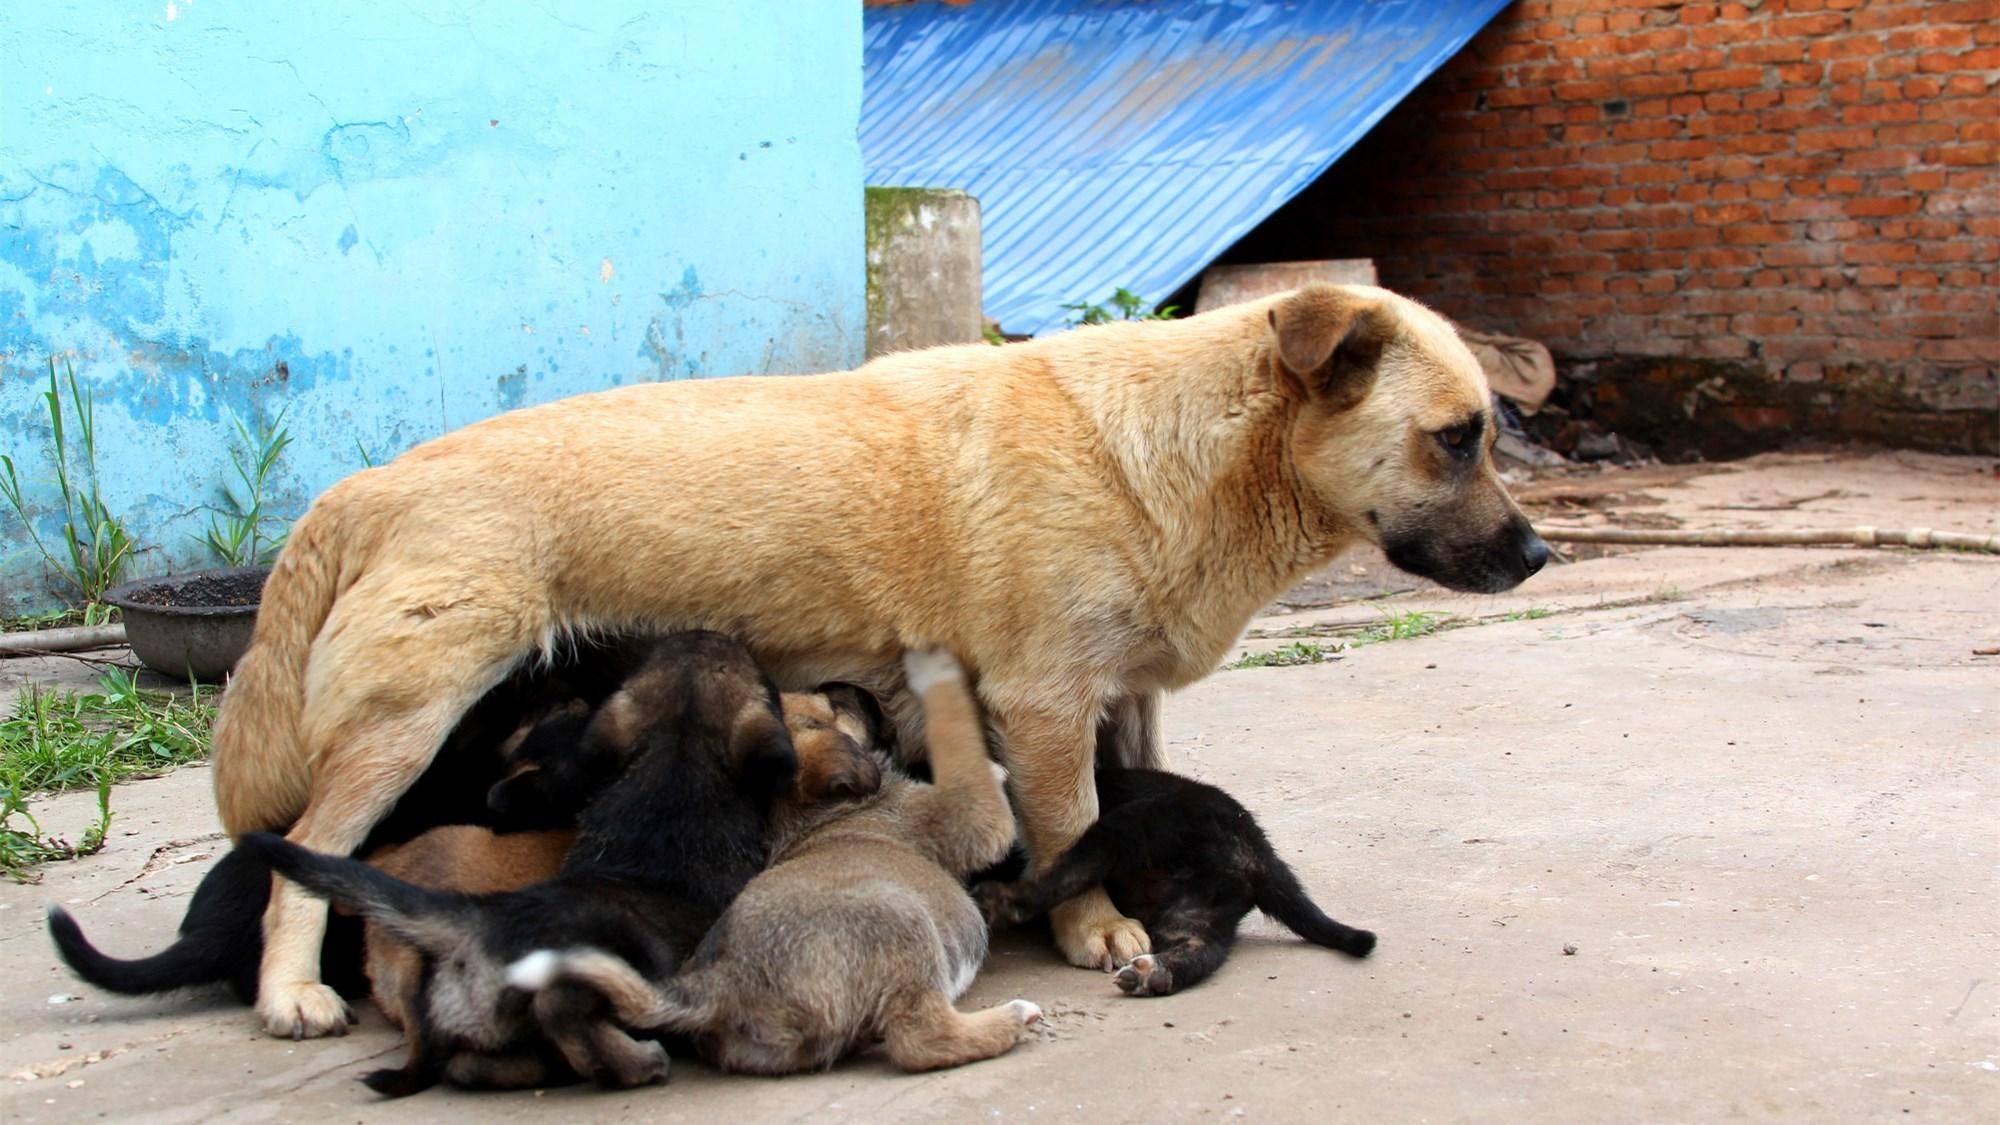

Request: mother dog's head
left=1267, top=284, right=1548, bottom=594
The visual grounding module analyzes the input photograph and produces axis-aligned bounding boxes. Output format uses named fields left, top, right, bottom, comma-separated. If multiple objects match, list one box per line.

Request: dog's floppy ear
left=818, top=682, right=890, bottom=752
left=1269, top=285, right=1390, bottom=411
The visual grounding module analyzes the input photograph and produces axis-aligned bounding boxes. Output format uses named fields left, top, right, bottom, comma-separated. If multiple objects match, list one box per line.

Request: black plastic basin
left=103, top=566, right=270, bottom=683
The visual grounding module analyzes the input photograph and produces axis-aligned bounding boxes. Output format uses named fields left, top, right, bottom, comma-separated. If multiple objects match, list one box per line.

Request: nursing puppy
left=213, top=284, right=1549, bottom=1036
left=361, top=683, right=888, bottom=1035
left=510, top=649, right=1037, bottom=1075
left=974, top=767, right=1376, bottom=997
left=44, top=681, right=597, bottom=1008
left=240, top=631, right=801, bottom=1094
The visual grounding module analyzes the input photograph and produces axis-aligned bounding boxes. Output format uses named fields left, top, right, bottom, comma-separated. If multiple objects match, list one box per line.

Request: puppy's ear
left=818, top=683, right=890, bottom=752
left=580, top=690, right=643, bottom=758
left=731, top=707, right=798, bottom=797
left=1268, top=285, right=1390, bottom=411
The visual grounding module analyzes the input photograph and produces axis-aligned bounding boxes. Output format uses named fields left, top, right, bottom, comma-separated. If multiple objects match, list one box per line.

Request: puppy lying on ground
left=509, top=648, right=1039, bottom=1075
left=240, top=631, right=807, bottom=1094
left=974, top=767, right=1376, bottom=997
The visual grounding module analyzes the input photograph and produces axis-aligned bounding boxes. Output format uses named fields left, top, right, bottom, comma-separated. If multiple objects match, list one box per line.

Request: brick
left=1796, top=128, right=1875, bottom=152
left=1691, top=66, right=1765, bottom=91
left=1721, top=224, right=1790, bottom=245
left=1933, top=142, right=2000, bottom=166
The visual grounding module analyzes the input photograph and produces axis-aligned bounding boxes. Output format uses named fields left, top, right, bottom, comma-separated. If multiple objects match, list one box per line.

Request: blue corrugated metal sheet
left=863, top=0, right=1509, bottom=336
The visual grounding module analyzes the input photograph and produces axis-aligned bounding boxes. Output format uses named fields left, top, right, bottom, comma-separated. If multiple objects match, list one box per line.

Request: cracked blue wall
left=0, top=2, right=864, bottom=613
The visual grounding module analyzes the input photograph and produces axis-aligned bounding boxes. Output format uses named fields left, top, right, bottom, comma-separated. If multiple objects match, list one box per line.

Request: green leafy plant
left=0, top=357, right=135, bottom=605
left=0, top=669, right=214, bottom=880
left=1362, top=609, right=1449, bottom=643
left=355, top=439, right=378, bottom=468
left=203, top=407, right=293, bottom=566
left=1061, top=287, right=1180, bottom=327
left=1227, top=641, right=1345, bottom=669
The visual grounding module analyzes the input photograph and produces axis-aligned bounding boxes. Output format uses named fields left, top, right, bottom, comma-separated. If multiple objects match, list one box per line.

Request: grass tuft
left=0, top=669, right=215, bottom=881
left=1227, top=641, right=1346, bottom=669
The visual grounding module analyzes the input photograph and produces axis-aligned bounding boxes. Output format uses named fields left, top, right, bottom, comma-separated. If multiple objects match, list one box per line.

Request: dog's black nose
left=1520, top=529, right=1550, bottom=577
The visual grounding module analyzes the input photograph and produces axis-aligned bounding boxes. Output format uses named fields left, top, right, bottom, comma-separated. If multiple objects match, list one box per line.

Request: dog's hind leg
left=256, top=594, right=540, bottom=1039
left=532, top=983, right=670, bottom=1089
left=972, top=828, right=1120, bottom=928
left=1115, top=907, right=1240, bottom=997
left=1095, top=691, right=1164, bottom=771
left=881, top=987, right=1041, bottom=1072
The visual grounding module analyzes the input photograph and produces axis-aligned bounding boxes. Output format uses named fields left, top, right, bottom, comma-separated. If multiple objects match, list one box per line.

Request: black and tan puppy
left=509, top=648, right=1039, bottom=1075
left=44, top=652, right=618, bottom=1007
left=974, top=768, right=1376, bottom=997
left=239, top=631, right=801, bottom=1094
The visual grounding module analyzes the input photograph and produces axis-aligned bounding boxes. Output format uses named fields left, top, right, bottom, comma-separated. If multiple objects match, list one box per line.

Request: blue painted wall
left=1, top=2, right=863, bottom=613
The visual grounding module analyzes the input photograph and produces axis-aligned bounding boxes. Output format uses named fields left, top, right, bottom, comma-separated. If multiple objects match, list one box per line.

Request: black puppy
left=239, top=631, right=798, bottom=1094
left=974, top=768, right=1375, bottom=996
left=45, top=641, right=634, bottom=1005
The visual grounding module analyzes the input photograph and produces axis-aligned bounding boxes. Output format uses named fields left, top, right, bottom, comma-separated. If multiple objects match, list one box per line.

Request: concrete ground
left=2, top=451, right=1995, bottom=1122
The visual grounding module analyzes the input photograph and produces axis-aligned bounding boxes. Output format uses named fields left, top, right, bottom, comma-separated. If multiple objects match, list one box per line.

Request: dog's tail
left=505, top=949, right=719, bottom=1035
left=209, top=500, right=350, bottom=835
left=1251, top=835, right=1376, bottom=958
left=238, top=832, right=474, bottom=954
left=46, top=844, right=273, bottom=1001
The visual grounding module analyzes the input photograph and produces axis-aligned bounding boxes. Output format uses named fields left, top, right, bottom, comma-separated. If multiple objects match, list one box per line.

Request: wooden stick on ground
left=1537, top=526, right=2000, bottom=554
left=0, top=623, right=128, bottom=657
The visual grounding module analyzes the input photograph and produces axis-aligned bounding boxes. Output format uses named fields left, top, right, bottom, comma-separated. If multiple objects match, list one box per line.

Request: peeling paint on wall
left=0, top=2, right=864, bottom=612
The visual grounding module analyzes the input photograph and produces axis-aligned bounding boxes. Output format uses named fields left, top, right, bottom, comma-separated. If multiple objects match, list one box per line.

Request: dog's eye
left=1434, top=424, right=1476, bottom=457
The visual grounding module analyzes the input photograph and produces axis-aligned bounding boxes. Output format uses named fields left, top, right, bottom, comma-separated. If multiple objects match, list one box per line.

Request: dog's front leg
left=991, top=698, right=1151, bottom=971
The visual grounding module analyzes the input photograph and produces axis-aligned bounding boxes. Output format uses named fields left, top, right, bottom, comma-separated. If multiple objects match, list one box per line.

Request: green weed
left=1361, top=609, right=1449, bottom=643
left=0, top=669, right=215, bottom=881
left=1227, top=641, right=1346, bottom=669
left=203, top=407, right=293, bottom=566
left=0, top=357, right=135, bottom=605
left=1061, top=287, right=1180, bottom=327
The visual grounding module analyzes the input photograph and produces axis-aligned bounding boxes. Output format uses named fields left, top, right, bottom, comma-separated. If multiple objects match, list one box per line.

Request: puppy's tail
left=505, top=949, right=718, bottom=1034
left=210, top=502, right=348, bottom=835
left=238, top=832, right=474, bottom=954
left=1251, top=836, right=1376, bottom=958
left=46, top=844, right=278, bottom=1001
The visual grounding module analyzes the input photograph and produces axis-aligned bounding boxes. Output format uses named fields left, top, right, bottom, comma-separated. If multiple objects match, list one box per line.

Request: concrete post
left=865, top=187, right=982, bottom=358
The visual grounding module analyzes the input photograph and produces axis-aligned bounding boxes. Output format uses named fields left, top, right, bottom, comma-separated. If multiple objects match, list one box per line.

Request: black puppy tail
left=1251, top=838, right=1376, bottom=958
left=506, top=949, right=718, bottom=1034
left=46, top=844, right=273, bottom=1001
left=237, top=832, right=473, bottom=954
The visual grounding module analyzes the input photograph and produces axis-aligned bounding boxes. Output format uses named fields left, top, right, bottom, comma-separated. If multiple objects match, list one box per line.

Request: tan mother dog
left=213, top=283, right=1547, bottom=1038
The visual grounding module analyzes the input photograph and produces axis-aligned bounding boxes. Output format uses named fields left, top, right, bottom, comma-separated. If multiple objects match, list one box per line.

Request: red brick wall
left=1224, top=0, right=1998, bottom=456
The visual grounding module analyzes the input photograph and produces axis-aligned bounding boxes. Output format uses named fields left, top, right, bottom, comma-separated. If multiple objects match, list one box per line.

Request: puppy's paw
left=1051, top=893, right=1151, bottom=972
left=972, top=881, right=1024, bottom=926
left=1114, top=954, right=1174, bottom=997
left=1007, top=999, right=1043, bottom=1026
left=258, top=981, right=353, bottom=1040
left=901, top=647, right=963, bottom=695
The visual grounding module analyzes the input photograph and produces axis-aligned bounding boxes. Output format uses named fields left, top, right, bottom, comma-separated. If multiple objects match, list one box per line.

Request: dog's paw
left=258, top=981, right=353, bottom=1040
left=1051, top=895, right=1151, bottom=972
left=971, top=881, right=1021, bottom=926
left=1007, top=999, right=1043, bottom=1026
left=1114, top=954, right=1174, bottom=997
left=901, top=647, right=963, bottom=695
